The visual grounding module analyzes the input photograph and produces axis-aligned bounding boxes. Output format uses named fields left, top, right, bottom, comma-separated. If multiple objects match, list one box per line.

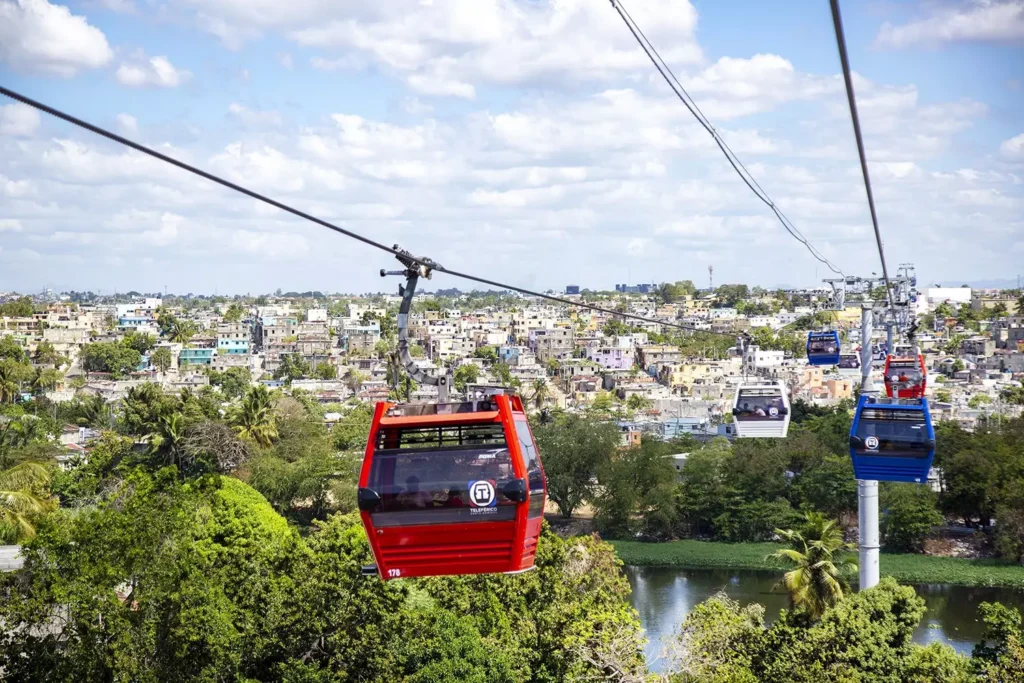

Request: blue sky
left=1, top=0, right=1022, bottom=295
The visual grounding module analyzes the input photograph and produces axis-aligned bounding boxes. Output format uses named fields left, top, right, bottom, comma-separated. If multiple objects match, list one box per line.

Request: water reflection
left=624, top=566, right=1024, bottom=670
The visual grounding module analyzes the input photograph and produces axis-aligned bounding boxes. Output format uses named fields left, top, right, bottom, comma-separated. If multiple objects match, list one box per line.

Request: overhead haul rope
left=0, top=85, right=728, bottom=337
left=828, top=0, right=901, bottom=334
left=609, top=0, right=846, bottom=277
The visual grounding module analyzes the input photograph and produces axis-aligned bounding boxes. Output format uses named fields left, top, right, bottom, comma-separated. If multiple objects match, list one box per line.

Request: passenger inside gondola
left=397, top=475, right=433, bottom=509
left=889, top=364, right=921, bottom=384
left=445, top=486, right=464, bottom=507
left=368, top=437, right=519, bottom=525
left=734, top=393, right=787, bottom=420
left=807, top=338, right=837, bottom=355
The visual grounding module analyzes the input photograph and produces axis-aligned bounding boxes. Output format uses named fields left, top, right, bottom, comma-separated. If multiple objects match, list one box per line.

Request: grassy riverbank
left=610, top=539, right=1024, bottom=588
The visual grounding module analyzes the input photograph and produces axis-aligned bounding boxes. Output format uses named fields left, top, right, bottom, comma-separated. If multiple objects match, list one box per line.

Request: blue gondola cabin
left=849, top=394, right=935, bottom=483
left=806, top=331, right=841, bottom=366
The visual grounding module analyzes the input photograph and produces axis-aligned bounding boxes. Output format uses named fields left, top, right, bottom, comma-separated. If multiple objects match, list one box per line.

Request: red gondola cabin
left=883, top=354, right=926, bottom=399
left=357, top=394, right=546, bottom=580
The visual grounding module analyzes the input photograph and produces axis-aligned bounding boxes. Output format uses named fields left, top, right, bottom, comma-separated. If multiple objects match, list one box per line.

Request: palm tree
left=30, top=367, right=62, bottom=395
left=771, top=513, right=856, bottom=621
left=147, top=412, right=187, bottom=465
left=33, top=341, right=66, bottom=368
left=626, top=393, right=653, bottom=413
left=0, top=461, right=56, bottom=543
left=1017, top=294, right=1024, bottom=316
left=0, top=360, right=26, bottom=404
left=231, top=385, right=278, bottom=447
left=8, top=416, right=45, bottom=449
left=169, top=320, right=199, bottom=344
left=74, top=393, right=110, bottom=428
left=529, top=378, right=549, bottom=409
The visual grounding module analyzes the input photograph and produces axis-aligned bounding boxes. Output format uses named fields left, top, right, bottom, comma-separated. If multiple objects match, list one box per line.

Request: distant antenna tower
left=708, top=265, right=713, bottom=291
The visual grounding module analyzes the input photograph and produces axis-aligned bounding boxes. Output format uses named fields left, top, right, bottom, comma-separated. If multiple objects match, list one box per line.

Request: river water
left=624, top=566, right=1024, bottom=668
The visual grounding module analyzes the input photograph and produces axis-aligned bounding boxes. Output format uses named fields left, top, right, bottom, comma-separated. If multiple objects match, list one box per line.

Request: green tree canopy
left=80, top=341, right=141, bottom=379
left=0, top=335, right=27, bottom=363
left=882, top=483, right=943, bottom=553
left=122, top=330, right=156, bottom=354
left=274, top=353, right=311, bottom=383
left=223, top=303, right=245, bottom=322
left=593, top=437, right=679, bottom=539
left=533, top=414, right=620, bottom=518
left=453, top=363, right=481, bottom=392
left=674, top=579, right=948, bottom=683
left=32, top=340, right=66, bottom=367
left=473, top=345, right=498, bottom=363
left=0, top=296, right=35, bottom=317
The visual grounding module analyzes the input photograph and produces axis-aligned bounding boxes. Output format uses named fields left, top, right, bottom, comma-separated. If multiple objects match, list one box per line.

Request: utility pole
left=858, top=303, right=880, bottom=591
left=708, top=265, right=713, bottom=292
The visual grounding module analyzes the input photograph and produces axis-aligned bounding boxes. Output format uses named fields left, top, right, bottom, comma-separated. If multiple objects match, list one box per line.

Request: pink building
left=586, top=346, right=635, bottom=370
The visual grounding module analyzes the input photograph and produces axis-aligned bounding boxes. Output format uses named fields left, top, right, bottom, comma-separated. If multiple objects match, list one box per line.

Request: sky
left=0, top=0, right=1022, bottom=295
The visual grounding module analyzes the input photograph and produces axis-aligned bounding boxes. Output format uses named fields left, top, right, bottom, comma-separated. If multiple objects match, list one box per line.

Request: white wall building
left=743, top=345, right=785, bottom=375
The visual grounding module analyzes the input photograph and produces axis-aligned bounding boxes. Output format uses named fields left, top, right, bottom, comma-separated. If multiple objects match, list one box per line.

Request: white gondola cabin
left=732, top=380, right=790, bottom=438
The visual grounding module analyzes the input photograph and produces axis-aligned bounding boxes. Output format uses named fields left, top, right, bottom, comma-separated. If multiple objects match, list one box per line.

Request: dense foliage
left=0, top=295, right=36, bottom=317
left=0, top=471, right=645, bottom=682
left=670, top=579, right=978, bottom=683
left=0, top=334, right=65, bottom=403
left=671, top=407, right=857, bottom=543
left=80, top=339, right=143, bottom=378
left=563, top=402, right=1024, bottom=566
left=533, top=413, right=620, bottom=518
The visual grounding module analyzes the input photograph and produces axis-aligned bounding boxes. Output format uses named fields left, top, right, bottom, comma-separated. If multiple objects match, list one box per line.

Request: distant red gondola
left=883, top=354, right=926, bottom=399
left=357, top=394, right=546, bottom=580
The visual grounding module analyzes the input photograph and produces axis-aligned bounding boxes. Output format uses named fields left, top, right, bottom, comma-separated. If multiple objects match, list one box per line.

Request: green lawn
left=610, top=539, right=1024, bottom=588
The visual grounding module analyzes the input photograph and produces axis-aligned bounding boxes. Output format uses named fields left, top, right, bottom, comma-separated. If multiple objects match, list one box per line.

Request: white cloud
left=876, top=0, right=1024, bottom=48
left=1000, top=133, right=1024, bottom=161
left=277, top=51, right=293, bottom=69
left=35, top=138, right=203, bottom=189
left=227, top=103, right=284, bottom=127
left=0, top=0, right=113, bottom=76
left=0, top=219, right=24, bottom=232
left=208, top=142, right=346, bottom=193
left=626, top=237, right=650, bottom=255
left=186, top=0, right=702, bottom=94
left=309, top=55, right=365, bottom=71
left=231, top=229, right=310, bottom=259
left=0, top=174, right=33, bottom=197
left=0, top=102, right=41, bottom=136
left=401, top=97, right=433, bottom=115
left=116, top=55, right=192, bottom=88
left=115, top=113, right=138, bottom=133
left=683, top=54, right=840, bottom=119
left=406, top=72, right=475, bottom=100
left=1, top=1, right=1021, bottom=292
left=954, top=188, right=1018, bottom=207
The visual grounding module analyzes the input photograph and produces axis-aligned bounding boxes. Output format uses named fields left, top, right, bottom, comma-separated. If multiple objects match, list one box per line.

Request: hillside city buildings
left=2, top=283, right=1022, bottom=452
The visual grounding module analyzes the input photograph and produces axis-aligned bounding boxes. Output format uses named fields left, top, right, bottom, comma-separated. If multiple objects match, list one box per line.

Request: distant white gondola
left=732, top=380, right=790, bottom=438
